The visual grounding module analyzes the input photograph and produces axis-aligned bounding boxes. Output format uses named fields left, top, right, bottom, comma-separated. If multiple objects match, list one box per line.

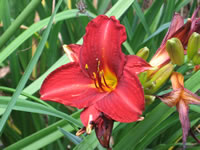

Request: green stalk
left=0, top=0, right=63, bottom=135
left=0, top=0, right=41, bottom=49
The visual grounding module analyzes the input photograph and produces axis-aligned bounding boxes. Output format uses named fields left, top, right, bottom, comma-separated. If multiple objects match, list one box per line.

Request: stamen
left=84, top=64, right=96, bottom=80
left=102, top=73, right=110, bottom=88
left=93, top=72, right=98, bottom=88
left=85, top=64, right=88, bottom=70
left=89, top=60, right=117, bottom=92
left=93, top=72, right=97, bottom=78
left=94, top=78, right=99, bottom=89
left=97, top=73, right=105, bottom=92
left=97, top=60, right=100, bottom=72
left=93, top=72, right=105, bottom=92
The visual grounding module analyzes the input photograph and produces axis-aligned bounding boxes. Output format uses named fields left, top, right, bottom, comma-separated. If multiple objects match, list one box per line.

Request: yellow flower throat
left=85, top=61, right=118, bottom=92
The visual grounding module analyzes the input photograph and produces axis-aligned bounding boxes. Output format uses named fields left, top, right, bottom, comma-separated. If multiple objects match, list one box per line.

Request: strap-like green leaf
left=0, top=0, right=64, bottom=135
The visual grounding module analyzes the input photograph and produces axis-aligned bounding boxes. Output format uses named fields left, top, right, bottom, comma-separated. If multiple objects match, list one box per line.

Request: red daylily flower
left=158, top=72, right=200, bottom=149
left=150, top=7, right=200, bottom=68
left=40, top=15, right=151, bottom=148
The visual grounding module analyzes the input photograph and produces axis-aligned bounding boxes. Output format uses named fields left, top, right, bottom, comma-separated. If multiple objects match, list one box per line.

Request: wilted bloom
left=40, top=15, right=151, bottom=148
left=158, top=72, right=200, bottom=149
left=150, top=7, right=200, bottom=68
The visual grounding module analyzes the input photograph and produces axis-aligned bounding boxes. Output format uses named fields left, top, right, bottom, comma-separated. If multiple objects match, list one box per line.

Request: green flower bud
left=192, top=53, right=200, bottom=65
left=144, top=63, right=174, bottom=94
left=145, top=95, right=155, bottom=105
left=136, top=47, right=149, bottom=60
left=187, top=32, right=200, bottom=61
left=166, top=38, right=184, bottom=66
left=138, top=71, right=147, bottom=85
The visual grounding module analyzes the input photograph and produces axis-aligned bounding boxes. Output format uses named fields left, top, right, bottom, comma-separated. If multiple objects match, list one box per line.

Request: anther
left=85, top=64, right=88, bottom=70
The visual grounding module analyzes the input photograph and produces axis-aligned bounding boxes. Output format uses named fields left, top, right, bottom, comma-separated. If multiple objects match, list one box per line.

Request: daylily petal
left=80, top=105, right=101, bottom=127
left=95, top=115, right=113, bottom=148
left=124, top=55, right=152, bottom=75
left=171, top=20, right=192, bottom=47
left=161, top=13, right=184, bottom=46
left=96, top=68, right=144, bottom=122
left=158, top=90, right=181, bottom=107
left=190, top=18, right=200, bottom=36
left=149, top=46, right=170, bottom=67
left=191, top=7, right=200, bottom=21
left=63, top=44, right=81, bottom=62
left=190, top=6, right=200, bottom=35
left=171, top=72, right=184, bottom=89
left=40, top=63, right=107, bottom=108
left=80, top=105, right=114, bottom=148
left=176, top=100, right=190, bottom=150
left=79, top=15, right=126, bottom=78
left=182, top=88, right=200, bottom=105
left=190, top=6, right=200, bottom=34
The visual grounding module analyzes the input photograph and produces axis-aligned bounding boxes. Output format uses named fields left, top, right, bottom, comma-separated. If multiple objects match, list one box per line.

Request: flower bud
left=192, top=53, right=200, bottom=65
left=138, top=72, right=147, bottom=85
left=136, top=47, right=149, bottom=60
left=145, top=95, right=155, bottom=105
left=166, top=38, right=184, bottom=66
left=187, top=32, right=200, bottom=61
left=144, top=63, right=174, bottom=94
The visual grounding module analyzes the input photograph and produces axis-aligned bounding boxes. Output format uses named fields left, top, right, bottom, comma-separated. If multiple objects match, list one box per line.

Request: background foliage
left=0, top=0, right=200, bottom=149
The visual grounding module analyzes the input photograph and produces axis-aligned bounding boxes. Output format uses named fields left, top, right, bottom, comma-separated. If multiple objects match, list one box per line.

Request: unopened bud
left=144, top=63, right=174, bottom=94
left=145, top=95, right=155, bottom=105
left=138, top=72, right=147, bottom=85
left=187, top=32, right=200, bottom=61
left=166, top=38, right=184, bottom=66
left=136, top=47, right=149, bottom=60
left=192, top=53, right=200, bottom=65
left=144, top=81, right=156, bottom=89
